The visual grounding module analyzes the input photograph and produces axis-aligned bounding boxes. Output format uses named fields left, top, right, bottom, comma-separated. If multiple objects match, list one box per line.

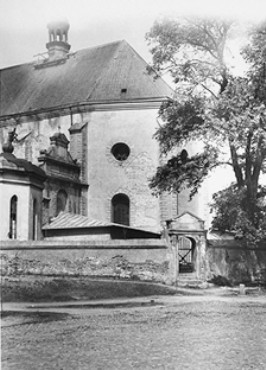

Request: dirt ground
left=1, top=275, right=266, bottom=369
left=1, top=294, right=266, bottom=370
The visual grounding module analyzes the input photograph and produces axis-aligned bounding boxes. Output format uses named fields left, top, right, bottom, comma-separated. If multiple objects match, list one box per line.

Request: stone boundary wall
left=2, top=239, right=266, bottom=285
left=0, top=239, right=170, bottom=283
left=206, top=244, right=266, bottom=284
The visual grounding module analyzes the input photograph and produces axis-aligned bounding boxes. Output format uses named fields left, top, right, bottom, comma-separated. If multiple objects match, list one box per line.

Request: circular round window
left=111, top=143, right=130, bottom=161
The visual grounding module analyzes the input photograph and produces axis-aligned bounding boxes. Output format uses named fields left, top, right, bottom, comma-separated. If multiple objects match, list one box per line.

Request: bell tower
left=46, top=19, right=71, bottom=61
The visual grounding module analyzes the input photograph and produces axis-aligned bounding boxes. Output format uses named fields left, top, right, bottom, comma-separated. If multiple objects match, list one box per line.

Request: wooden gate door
left=178, top=236, right=195, bottom=273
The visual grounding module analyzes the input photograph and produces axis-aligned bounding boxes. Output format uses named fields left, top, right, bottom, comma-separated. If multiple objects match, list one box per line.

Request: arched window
left=9, top=195, right=17, bottom=239
left=32, top=199, right=38, bottom=240
left=56, top=190, right=67, bottom=216
left=180, top=149, right=188, bottom=163
left=112, top=193, right=130, bottom=226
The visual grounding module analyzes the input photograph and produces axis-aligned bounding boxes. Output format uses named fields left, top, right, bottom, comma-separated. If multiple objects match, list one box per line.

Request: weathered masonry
left=0, top=19, right=209, bottom=242
left=1, top=19, right=237, bottom=286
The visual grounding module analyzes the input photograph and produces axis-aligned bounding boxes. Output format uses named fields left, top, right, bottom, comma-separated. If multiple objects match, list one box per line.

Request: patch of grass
left=1, top=276, right=177, bottom=302
left=208, top=275, right=232, bottom=287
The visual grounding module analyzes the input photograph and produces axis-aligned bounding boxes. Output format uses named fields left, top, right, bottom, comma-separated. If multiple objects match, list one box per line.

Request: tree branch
left=229, top=141, right=244, bottom=187
left=199, top=83, right=219, bottom=99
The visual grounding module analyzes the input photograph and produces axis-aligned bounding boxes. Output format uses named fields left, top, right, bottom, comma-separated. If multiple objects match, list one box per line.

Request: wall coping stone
left=0, top=239, right=167, bottom=250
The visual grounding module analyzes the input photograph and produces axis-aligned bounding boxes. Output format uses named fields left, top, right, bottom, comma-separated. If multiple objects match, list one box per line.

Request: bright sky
left=0, top=0, right=265, bottom=69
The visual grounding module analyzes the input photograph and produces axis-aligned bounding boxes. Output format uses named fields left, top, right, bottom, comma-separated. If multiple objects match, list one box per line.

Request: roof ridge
left=75, top=39, right=124, bottom=55
left=0, top=61, right=34, bottom=72
left=0, top=40, right=124, bottom=71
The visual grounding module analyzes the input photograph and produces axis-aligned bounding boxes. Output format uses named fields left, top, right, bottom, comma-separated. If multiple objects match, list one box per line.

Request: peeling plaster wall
left=85, top=109, right=161, bottom=232
left=0, top=115, right=72, bottom=164
left=0, top=183, right=30, bottom=240
left=206, top=246, right=266, bottom=284
left=0, top=240, right=170, bottom=283
left=0, top=106, right=206, bottom=233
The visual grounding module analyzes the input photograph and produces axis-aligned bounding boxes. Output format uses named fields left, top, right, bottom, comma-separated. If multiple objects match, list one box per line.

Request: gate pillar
left=168, top=234, right=179, bottom=286
left=166, top=212, right=207, bottom=283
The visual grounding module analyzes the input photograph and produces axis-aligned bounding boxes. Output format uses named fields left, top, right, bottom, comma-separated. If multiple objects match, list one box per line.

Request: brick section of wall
left=25, top=138, right=33, bottom=162
left=159, top=191, right=178, bottom=224
left=69, top=123, right=87, bottom=182
left=81, top=124, right=88, bottom=184
left=69, top=132, right=82, bottom=162
left=69, top=123, right=88, bottom=216
left=0, top=253, right=169, bottom=282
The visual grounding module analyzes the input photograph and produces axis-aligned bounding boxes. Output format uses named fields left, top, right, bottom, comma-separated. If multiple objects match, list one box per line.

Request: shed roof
left=0, top=40, right=173, bottom=117
left=43, top=211, right=160, bottom=233
left=42, top=212, right=161, bottom=239
left=43, top=212, right=112, bottom=230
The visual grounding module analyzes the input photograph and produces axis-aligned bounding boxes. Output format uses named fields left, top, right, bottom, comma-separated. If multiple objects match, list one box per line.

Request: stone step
left=177, top=274, right=205, bottom=287
left=177, top=280, right=205, bottom=288
left=178, top=273, right=197, bottom=280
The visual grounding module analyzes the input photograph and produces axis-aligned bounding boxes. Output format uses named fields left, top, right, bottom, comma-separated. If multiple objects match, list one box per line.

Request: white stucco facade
left=0, top=182, right=30, bottom=240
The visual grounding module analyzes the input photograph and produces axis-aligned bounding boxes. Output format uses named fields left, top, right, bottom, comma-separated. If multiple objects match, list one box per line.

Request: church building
left=0, top=20, right=208, bottom=242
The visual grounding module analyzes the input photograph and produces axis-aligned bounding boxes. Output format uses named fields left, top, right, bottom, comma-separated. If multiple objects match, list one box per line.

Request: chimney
left=46, top=19, right=71, bottom=61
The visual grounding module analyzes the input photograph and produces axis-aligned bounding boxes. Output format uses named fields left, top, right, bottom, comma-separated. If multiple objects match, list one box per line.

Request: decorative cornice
left=38, top=154, right=80, bottom=171
left=43, top=173, right=88, bottom=187
left=0, top=97, right=172, bottom=125
left=0, top=175, right=45, bottom=190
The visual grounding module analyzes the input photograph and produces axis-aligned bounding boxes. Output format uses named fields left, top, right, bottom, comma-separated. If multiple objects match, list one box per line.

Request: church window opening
left=111, top=143, right=130, bottom=161
left=180, top=149, right=188, bottom=163
left=112, top=193, right=130, bottom=226
left=9, top=195, right=18, bottom=239
left=32, top=199, right=38, bottom=240
left=56, top=190, right=67, bottom=216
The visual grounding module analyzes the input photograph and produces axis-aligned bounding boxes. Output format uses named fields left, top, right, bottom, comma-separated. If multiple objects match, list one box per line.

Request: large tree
left=146, top=18, right=266, bottom=244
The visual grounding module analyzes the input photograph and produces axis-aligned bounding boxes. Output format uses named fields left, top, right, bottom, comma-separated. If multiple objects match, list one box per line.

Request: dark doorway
left=178, top=236, right=196, bottom=273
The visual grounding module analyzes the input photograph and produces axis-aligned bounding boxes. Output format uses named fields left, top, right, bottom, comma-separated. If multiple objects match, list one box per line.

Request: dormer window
left=121, top=88, right=127, bottom=97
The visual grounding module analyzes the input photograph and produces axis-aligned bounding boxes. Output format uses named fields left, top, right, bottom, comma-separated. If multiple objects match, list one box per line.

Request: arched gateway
left=166, top=212, right=207, bottom=285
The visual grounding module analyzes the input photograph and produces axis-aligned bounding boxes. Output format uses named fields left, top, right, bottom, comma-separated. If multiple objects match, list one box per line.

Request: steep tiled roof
left=0, top=40, right=173, bottom=117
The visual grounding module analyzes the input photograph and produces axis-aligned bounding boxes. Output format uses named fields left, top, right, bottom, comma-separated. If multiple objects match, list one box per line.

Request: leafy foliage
left=146, top=17, right=232, bottom=93
left=211, top=184, right=266, bottom=245
left=147, top=17, right=266, bottom=244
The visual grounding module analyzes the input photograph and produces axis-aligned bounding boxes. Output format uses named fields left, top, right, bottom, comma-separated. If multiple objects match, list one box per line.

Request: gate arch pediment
left=166, top=212, right=207, bottom=281
left=167, top=211, right=205, bottom=234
